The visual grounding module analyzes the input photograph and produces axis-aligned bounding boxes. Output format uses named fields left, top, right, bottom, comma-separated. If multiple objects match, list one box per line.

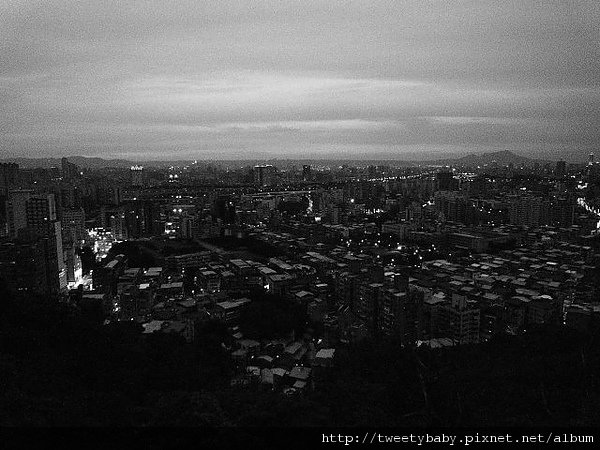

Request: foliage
left=238, top=292, right=307, bottom=340
left=1, top=280, right=599, bottom=427
left=107, top=241, right=157, bottom=267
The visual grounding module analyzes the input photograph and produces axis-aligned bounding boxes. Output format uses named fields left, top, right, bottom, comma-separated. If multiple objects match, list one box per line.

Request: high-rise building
left=0, top=163, right=19, bottom=195
left=431, top=294, right=480, bottom=345
left=61, top=157, right=80, bottom=180
left=554, top=159, right=566, bottom=178
left=302, top=165, right=312, bottom=182
left=25, top=194, right=67, bottom=292
left=436, top=169, right=454, bottom=191
left=509, top=195, right=542, bottom=227
left=130, top=165, right=145, bottom=187
left=179, top=216, right=195, bottom=239
left=63, top=243, right=83, bottom=285
left=356, top=282, right=383, bottom=334
left=406, top=201, right=423, bottom=223
left=98, top=184, right=122, bottom=206
left=121, top=200, right=161, bottom=238
left=434, top=191, right=476, bottom=224
left=253, top=165, right=276, bottom=187
left=100, top=206, right=127, bottom=240
left=53, top=220, right=67, bottom=291
left=378, top=287, right=424, bottom=345
left=56, top=184, right=83, bottom=210
left=26, top=194, right=57, bottom=233
left=61, top=207, right=86, bottom=243
left=0, top=231, right=49, bottom=295
left=6, top=190, right=32, bottom=238
left=0, top=195, right=6, bottom=238
left=93, top=253, right=127, bottom=295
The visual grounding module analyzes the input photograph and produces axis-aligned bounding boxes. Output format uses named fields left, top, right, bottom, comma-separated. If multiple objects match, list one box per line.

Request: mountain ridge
left=0, top=150, right=564, bottom=169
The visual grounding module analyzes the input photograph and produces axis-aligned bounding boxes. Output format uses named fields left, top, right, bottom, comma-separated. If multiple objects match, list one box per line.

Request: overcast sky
left=1, top=0, right=599, bottom=161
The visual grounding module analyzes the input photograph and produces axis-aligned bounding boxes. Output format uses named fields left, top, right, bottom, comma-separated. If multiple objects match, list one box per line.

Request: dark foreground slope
left=1, top=282, right=598, bottom=427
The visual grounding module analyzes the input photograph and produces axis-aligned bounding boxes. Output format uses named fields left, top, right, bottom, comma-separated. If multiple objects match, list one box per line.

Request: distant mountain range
left=0, top=156, right=137, bottom=169
left=423, top=150, right=539, bottom=167
left=0, top=151, right=564, bottom=169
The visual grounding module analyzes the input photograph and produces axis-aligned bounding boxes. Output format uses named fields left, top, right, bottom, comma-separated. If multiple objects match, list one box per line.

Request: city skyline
left=2, top=154, right=600, bottom=432
left=2, top=1, right=600, bottom=161
left=3, top=2, right=600, bottom=436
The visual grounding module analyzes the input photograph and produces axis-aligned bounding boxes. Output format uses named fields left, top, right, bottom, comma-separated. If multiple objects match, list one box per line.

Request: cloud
left=1, top=1, right=599, bottom=160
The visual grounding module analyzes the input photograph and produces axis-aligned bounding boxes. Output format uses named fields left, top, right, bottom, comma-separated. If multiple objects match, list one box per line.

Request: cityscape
left=1, top=154, right=599, bottom=429
left=1, top=0, right=599, bottom=444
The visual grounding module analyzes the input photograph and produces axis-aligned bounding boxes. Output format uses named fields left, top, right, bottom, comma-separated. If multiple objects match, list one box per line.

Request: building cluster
left=0, top=190, right=79, bottom=294
left=2, top=154, right=600, bottom=392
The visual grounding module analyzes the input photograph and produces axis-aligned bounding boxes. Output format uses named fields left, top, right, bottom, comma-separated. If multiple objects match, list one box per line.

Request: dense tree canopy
left=238, top=293, right=307, bottom=340
left=1, top=281, right=599, bottom=427
left=106, top=241, right=157, bottom=267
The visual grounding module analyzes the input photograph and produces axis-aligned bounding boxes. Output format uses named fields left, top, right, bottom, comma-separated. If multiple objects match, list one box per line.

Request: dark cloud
left=1, top=0, right=599, bottom=160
